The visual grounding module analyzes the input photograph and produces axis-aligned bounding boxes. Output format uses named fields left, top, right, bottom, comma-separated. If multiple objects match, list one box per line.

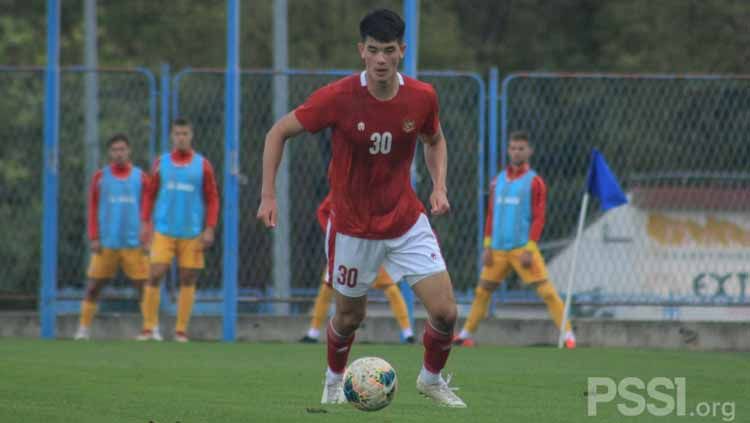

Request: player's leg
left=301, top=267, right=334, bottom=343
left=172, top=236, right=205, bottom=342
left=76, top=249, right=117, bottom=340
left=175, top=266, right=200, bottom=342
left=373, top=268, right=414, bottom=342
left=139, top=232, right=174, bottom=340
left=321, top=229, right=382, bottom=404
left=455, top=250, right=511, bottom=346
left=322, top=291, right=368, bottom=404
left=120, top=248, right=150, bottom=321
left=383, top=214, right=466, bottom=407
left=513, top=244, right=576, bottom=348
left=411, top=272, right=467, bottom=408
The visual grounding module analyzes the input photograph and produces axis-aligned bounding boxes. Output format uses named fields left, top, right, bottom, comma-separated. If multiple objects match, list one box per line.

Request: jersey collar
left=360, top=70, right=404, bottom=87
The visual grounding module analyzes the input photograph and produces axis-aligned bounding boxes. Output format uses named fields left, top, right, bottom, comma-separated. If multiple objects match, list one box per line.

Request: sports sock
left=418, top=365, right=441, bottom=384
left=422, top=320, right=453, bottom=374
left=79, top=300, right=97, bottom=328
left=536, top=280, right=572, bottom=332
left=326, top=320, right=354, bottom=374
left=383, top=284, right=410, bottom=331
left=142, top=285, right=161, bottom=330
left=176, top=285, right=196, bottom=333
left=310, top=283, right=333, bottom=330
left=463, top=285, right=492, bottom=334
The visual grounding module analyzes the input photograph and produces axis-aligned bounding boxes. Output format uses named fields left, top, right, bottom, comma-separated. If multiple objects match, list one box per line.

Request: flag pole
left=558, top=192, right=589, bottom=348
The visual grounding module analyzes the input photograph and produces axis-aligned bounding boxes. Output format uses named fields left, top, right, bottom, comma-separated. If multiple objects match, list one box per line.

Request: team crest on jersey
left=402, top=119, right=416, bottom=133
left=357, top=122, right=365, bottom=132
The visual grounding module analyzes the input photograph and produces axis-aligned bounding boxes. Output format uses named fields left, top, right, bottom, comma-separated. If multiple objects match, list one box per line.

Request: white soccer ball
left=343, top=357, right=398, bottom=411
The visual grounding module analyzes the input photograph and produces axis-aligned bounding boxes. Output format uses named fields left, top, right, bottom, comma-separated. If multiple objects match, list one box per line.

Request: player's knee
left=535, top=281, right=557, bottom=301
left=84, top=283, right=102, bottom=300
left=430, top=304, right=457, bottom=332
left=178, top=269, right=199, bottom=286
left=476, top=282, right=496, bottom=294
left=337, top=308, right=366, bottom=333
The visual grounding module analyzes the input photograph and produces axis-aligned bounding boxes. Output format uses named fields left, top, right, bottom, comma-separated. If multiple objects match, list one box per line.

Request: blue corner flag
left=586, top=149, right=627, bottom=211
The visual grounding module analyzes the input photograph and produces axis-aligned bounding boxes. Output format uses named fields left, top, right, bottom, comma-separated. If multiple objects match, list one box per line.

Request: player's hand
left=482, top=248, right=493, bottom=266
left=90, top=239, right=101, bottom=254
left=257, top=194, right=278, bottom=228
left=201, top=227, right=215, bottom=250
left=429, top=189, right=450, bottom=216
left=520, top=250, right=533, bottom=269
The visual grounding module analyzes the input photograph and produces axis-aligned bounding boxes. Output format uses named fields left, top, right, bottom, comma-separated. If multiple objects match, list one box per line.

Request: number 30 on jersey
left=369, top=131, right=392, bottom=155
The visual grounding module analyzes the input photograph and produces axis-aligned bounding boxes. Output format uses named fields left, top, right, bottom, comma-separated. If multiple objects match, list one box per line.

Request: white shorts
left=325, top=213, right=447, bottom=297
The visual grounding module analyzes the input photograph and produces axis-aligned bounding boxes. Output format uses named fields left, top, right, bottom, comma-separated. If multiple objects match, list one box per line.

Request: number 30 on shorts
left=337, top=265, right=359, bottom=287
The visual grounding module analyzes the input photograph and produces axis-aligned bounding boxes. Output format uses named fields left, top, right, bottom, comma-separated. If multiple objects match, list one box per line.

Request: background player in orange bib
left=138, top=117, right=219, bottom=342
left=74, top=134, right=150, bottom=340
left=300, top=194, right=414, bottom=344
left=454, top=131, right=576, bottom=349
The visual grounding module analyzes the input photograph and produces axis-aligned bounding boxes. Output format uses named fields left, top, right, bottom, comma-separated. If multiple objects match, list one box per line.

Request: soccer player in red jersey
left=257, top=9, right=466, bottom=407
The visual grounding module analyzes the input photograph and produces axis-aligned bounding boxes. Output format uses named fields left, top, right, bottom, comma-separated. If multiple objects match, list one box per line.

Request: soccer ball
left=343, top=357, right=398, bottom=411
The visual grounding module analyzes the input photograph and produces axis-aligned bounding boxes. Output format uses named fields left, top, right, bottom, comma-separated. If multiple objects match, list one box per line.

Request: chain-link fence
left=0, top=68, right=45, bottom=301
left=173, top=69, right=485, bottom=303
left=0, top=67, right=157, bottom=306
left=500, top=73, right=750, bottom=307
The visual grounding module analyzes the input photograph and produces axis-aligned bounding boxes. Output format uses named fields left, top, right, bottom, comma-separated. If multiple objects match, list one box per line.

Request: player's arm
left=520, top=175, right=547, bottom=268
left=482, top=178, right=497, bottom=266
left=421, top=125, right=449, bottom=216
left=139, top=159, right=160, bottom=246
left=529, top=175, right=547, bottom=243
left=419, top=86, right=449, bottom=215
left=87, top=170, right=103, bottom=253
left=257, top=112, right=307, bottom=227
left=201, top=160, right=220, bottom=248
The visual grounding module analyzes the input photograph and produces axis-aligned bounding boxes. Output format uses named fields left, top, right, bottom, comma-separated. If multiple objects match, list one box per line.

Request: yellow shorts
left=87, top=248, right=149, bottom=280
left=150, top=231, right=205, bottom=269
left=480, top=243, right=549, bottom=284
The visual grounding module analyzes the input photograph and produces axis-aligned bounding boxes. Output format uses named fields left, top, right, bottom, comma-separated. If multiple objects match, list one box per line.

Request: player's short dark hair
left=107, top=133, right=129, bottom=147
left=360, top=9, right=405, bottom=43
left=509, top=130, right=532, bottom=146
left=171, top=117, right=192, bottom=129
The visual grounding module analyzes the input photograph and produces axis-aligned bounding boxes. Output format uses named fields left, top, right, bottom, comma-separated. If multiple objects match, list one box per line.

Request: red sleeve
left=202, top=159, right=220, bottom=228
left=87, top=170, right=103, bottom=240
left=420, top=85, right=440, bottom=136
left=294, top=84, right=338, bottom=133
left=530, top=175, right=547, bottom=242
left=483, top=177, right=496, bottom=245
left=140, top=158, right=160, bottom=222
left=316, top=194, right=333, bottom=233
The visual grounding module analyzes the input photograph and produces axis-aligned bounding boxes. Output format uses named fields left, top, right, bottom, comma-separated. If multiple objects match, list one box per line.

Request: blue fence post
left=159, top=63, right=177, bottom=314
left=40, top=0, right=60, bottom=339
left=160, top=64, right=170, bottom=154
left=399, top=0, right=419, bottom=342
left=222, top=0, right=240, bottom=342
left=488, top=67, right=499, bottom=181
left=487, top=67, right=500, bottom=308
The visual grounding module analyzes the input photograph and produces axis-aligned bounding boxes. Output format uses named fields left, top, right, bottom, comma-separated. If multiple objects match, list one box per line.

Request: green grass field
left=0, top=339, right=746, bottom=422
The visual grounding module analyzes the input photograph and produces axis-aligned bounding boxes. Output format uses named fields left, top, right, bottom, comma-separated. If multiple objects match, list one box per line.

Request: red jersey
left=484, top=163, right=547, bottom=245
left=316, top=193, right=333, bottom=233
left=295, top=71, right=440, bottom=239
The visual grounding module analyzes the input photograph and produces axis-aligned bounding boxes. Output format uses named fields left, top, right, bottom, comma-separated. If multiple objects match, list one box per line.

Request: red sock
left=326, top=321, right=355, bottom=374
left=422, top=321, right=453, bottom=374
